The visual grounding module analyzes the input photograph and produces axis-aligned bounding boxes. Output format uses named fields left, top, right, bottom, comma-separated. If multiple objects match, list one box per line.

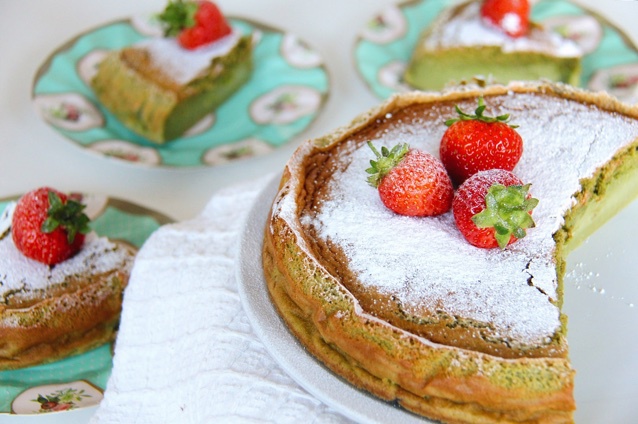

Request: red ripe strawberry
left=440, top=96, right=523, bottom=185
left=452, top=169, right=538, bottom=249
left=159, top=0, right=232, bottom=50
left=366, top=142, right=454, bottom=216
left=480, top=0, right=530, bottom=38
left=11, top=187, right=90, bottom=265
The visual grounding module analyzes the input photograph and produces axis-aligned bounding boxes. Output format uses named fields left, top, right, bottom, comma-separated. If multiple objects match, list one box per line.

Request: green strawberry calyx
left=365, top=141, right=409, bottom=188
left=472, top=183, right=539, bottom=249
left=158, top=0, right=198, bottom=37
left=445, top=96, right=519, bottom=128
left=42, top=191, right=91, bottom=244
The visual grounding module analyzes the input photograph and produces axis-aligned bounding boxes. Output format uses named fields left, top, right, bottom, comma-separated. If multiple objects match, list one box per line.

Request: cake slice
left=403, top=0, right=582, bottom=91
left=0, top=189, right=136, bottom=370
left=91, top=1, right=253, bottom=144
left=262, top=82, right=638, bottom=423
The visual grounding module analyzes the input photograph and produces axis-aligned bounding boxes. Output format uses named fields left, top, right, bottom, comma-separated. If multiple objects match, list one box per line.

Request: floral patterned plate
left=32, top=16, right=330, bottom=168
left=0, top=194, right=172, bottom=416
left=354, top=0, right=638, bottom=103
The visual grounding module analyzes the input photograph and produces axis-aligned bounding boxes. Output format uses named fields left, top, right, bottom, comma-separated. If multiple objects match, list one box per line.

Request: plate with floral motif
left=354, top=0, right=638, bottom=103
left=32, top=15, right=330, bottom=168
left=0, top=193, right=172, bottom=417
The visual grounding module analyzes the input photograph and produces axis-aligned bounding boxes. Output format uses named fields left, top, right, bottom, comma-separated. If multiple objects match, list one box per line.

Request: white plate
left=237, top=176, right=638, bottom=423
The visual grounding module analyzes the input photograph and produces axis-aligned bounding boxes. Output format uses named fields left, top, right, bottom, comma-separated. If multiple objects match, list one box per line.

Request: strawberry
left=366, top=142, right=454, bottom=216
left=159, top=0, right=232, bottom=50
left=440, top=96, right=523, bottom=185
left=452, top=169, right=538, bottom=249
left=11, top=187, right=91, bottom=265
left=480, top=0, right=530, bottom=38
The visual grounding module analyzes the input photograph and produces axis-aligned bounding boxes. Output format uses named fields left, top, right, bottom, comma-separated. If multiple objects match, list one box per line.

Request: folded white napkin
left=90, top=176, right=350, bottom=424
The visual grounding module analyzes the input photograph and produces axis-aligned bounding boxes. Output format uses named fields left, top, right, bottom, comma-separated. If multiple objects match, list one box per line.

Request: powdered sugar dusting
left=301, top=93, right=638, bottom=345
left=424, top=2, right=582, bottom=58
left=0, top=203, right=134, bottom=304
left=138, top=31, right=242, bottom=85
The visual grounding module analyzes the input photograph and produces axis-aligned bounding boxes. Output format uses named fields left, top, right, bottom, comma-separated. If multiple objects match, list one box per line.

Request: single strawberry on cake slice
left=12, top=187, right=90, bottom=265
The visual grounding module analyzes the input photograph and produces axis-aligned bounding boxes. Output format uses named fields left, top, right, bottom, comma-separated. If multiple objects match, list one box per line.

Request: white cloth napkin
left=90, top=176, right=351, bottom=424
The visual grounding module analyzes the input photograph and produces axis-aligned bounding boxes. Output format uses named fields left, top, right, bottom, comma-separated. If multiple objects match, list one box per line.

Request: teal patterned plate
left=0, top=194, right=172, bottom=416
left=33, top=16, right=330, bottom=168
left=355, top=0, right=638, bottom=102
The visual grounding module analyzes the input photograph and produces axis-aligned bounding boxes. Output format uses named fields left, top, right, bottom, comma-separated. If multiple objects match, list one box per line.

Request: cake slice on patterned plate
left=0, top=188, right=135, bottom=370
left=404, top=0, right=582, bottom=91
left=91, top=0, right=253, bottom=144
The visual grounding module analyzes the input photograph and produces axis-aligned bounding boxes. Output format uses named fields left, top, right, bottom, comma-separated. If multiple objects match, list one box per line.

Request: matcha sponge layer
left=91, top=34, right=252, bottom=144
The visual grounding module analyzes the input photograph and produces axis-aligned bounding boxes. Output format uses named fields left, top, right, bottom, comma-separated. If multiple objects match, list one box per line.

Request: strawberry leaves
left=158, top=0, right=199, bottom=37
left=365, top=141, right=409, bottom=188
left=444, top=96, right=518, bottom=128
left=471, top=183, right=538, bottom=249
left=42, top=191, right=90, bottom=244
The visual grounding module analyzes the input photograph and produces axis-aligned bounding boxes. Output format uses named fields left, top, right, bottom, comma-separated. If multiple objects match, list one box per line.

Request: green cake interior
left=404, top=46, right=581, bottom=91
left=92, top=34, right=253, bottom=144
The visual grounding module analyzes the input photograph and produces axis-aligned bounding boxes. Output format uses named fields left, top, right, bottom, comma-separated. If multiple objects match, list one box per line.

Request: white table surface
left=1, top=1, right=638, bottom=423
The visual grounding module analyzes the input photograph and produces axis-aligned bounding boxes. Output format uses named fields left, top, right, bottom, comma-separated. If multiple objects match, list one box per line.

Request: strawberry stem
left=158, top=0, right=198, bottom=37
left=471, top=183, right=538, bottom=249
left=365, top=142, right=409, bottom=188
left=445, top=97, right=519, bottom=128
left=42, top=191, right=90, bottom=244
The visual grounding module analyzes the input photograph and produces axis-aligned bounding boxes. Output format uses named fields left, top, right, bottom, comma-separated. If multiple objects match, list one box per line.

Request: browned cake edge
left=0, top=268, right=130, bottom=370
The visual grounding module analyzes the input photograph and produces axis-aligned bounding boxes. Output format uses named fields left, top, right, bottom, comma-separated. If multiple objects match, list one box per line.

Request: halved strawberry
left=159, top=0, right=232, bottom=50
left=366, top=142, right=454, bottom=216
left=480, top=0, right=530, bottom=38
left=11, top=187, right=90, bottom=265
left=440, top=97, right=523, bottom=185
left=452, top=169, right=538, bottom=249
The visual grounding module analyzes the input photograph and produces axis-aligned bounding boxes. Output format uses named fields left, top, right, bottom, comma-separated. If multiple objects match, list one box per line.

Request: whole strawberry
left=159, top=0, right=232, bottom=50
left=453, top=169, right=538, bottom=249
left=480, top=0, right=530, bottom=38
left=12, top=187, right=90, bottom=265
left=440, top=96, right=523, bottom=185
left=366, top=142, right=453, bottom=216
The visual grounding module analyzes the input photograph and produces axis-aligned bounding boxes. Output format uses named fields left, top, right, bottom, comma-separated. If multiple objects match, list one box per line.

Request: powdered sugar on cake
left=138, top=31, right=242, bottom=85
left=0, top=203, right=134, bottom=305
left=300, top=93, right=638, bottom=346
left=423, top=2, right=581, bottom=58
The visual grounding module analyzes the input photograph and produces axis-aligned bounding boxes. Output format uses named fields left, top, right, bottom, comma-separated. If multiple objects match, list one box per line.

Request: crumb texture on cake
left=263, top=82, right=638, bottom=424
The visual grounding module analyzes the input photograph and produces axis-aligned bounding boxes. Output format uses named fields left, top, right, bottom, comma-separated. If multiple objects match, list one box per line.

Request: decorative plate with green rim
left=0, top=193, right=172, bottom=416
left=354, top=0, right=638, bottom=102
left=32, top=16, right=330, bottom=168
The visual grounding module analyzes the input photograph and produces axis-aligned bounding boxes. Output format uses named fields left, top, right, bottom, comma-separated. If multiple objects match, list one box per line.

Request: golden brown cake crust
left=263, top=82, right=638, bottom=423
left=0, top=243, right=134, bottom=370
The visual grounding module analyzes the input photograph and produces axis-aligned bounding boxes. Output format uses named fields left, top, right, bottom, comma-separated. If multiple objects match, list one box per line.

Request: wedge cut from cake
left=91, top=1, right=253, bottom=144
left=403, top=0, right=582, bottom=91
left=262, top=82, right=638, bottom=423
